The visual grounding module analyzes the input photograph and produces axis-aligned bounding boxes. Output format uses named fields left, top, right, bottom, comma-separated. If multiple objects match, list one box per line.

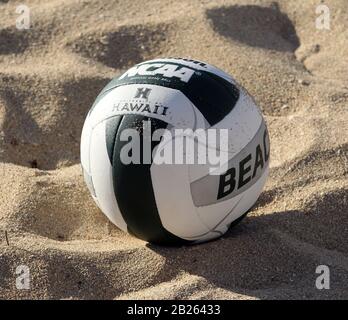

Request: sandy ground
left=0, top=0, right=347, bottom=299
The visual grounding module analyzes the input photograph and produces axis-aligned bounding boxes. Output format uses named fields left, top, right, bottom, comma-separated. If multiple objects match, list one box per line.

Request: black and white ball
left=80, top=58, right=270, bottom=245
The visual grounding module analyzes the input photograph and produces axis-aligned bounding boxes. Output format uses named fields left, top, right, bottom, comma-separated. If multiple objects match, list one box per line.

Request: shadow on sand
left=148, top=188, right=348, bottom=299
left=206, top=3, right=300, bottom=52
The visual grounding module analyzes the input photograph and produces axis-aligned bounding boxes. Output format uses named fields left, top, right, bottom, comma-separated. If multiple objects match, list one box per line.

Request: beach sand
left=0, top=0, right=347, bottom=299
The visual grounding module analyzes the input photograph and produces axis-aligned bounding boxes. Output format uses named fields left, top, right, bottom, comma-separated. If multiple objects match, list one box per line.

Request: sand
left=0, top=0, right=347, bottom=299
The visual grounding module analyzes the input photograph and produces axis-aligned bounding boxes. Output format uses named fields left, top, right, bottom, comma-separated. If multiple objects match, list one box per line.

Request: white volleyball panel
left=195, top=194, right=244, bottom=231
left=207, top=89, right=263, bottom=153
left=150, top=160, right=211, bottom=240
left=89, top=121, right=128, bottom=232
left=80, top=113, right=94, bottom=174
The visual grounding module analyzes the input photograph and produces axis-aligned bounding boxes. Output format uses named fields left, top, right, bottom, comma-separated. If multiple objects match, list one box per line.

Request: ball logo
left=217, top=128, right=270, bottom=201
left=134, top=87, right=152, bottom=100
left=112, top=101, right=169, bottom=116
left=119, top=63, right=195, bottom=83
